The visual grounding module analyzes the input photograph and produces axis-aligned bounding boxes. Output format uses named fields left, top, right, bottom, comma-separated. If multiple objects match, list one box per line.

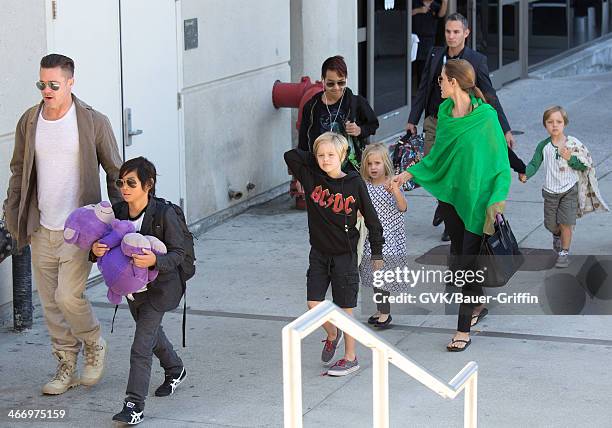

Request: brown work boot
left=42, top=350, right=79, bottom=395
left=80, top=337, right=107, bottom=386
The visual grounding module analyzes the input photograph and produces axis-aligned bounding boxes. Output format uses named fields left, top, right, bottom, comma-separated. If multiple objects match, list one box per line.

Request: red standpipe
left=272, top=76, right=324, bottom=130
left=272, top=76, right=324, bottom=210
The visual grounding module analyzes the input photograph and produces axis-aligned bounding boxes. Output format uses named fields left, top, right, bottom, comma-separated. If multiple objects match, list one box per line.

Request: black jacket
left=112, top=197, right=185, bottom=312
left=298, top=88, right=379, bottom=162
left=408, top=46, right=511, bottom=133
left=284, top=149, right=384, bottom=258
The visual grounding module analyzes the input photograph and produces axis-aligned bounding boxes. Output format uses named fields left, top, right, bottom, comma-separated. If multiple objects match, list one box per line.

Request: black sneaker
left=155, top=367, right=187, bottom=397
left=112, top=401, right=143, bottom=425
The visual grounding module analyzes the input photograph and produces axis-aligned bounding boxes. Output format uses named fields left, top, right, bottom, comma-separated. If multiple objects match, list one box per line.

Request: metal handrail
left=282, top=301, right=478, bottom=428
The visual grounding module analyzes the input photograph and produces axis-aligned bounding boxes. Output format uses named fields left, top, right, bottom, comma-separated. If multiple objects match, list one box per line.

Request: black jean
left=437, top=202, right=485, bottom=333
left=126, top=296, right=183, bottom=407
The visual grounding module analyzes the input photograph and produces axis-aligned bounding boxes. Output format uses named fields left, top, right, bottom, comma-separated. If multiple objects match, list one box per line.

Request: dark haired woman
left=298, top=55, right=379, bottom=172
left=395, top=59, right=511, bottom=352
left=91, top=157, right=187, bottom=425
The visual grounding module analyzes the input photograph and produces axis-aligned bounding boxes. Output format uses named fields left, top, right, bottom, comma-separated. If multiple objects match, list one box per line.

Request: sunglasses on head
left=36, top=81, right=61, bottom=91
left=115, top=178, right=139, bottom=189
left=325, top=80, right=347, bottom=88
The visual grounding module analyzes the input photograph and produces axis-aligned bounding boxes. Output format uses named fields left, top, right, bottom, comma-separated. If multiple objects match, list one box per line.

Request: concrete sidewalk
left=2, top=69, right=612, bottom=427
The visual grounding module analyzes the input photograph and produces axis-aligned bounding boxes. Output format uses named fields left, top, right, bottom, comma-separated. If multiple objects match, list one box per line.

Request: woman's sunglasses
left=36, top=81, right=61, bottom=91
left=115, top=178, right=139, bottom=189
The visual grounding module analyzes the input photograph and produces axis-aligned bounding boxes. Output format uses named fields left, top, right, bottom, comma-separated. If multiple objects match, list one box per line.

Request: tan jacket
left=566, top=136, right=609, bottom=217
left=4, top=95, right=123, bottom=249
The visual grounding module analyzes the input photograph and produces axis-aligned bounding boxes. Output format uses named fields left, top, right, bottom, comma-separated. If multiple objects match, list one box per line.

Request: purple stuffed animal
left=63, top=201, right=115, bottom=250
left=99, top=219, right=136, bottom=248
left=102, top=233, right=167, bottom=304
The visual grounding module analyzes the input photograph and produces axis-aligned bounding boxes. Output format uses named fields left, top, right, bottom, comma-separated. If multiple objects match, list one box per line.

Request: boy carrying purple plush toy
left=90, top=157, right=187, bottom=425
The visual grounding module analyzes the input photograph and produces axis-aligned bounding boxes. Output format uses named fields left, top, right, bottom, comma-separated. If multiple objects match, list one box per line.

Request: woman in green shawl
left=396, top=59, right=511, bottom=351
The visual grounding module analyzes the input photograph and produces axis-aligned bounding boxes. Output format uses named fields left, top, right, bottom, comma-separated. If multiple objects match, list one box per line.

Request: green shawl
left=409, top=96, right=511, bottom=235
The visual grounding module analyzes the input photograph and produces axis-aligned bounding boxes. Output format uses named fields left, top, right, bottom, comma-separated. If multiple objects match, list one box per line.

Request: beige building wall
left=181, top=0, right=292, bottom=230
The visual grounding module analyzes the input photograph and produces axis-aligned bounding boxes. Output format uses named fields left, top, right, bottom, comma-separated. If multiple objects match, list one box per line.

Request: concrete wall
left=288, top=0, right=358, bottom=144
left=290, top=0, right=358, bottom=87
left=181, top=0, right=292, bottom=224
left=0, top=1, right=48, bottom=315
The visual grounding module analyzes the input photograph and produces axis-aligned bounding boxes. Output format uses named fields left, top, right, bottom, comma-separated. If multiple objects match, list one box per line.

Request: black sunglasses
left=325, top=80, right=347, bottom=88
left=36, top=81, right=61, bottom=91
left=115, top=178, right=139, bottom=189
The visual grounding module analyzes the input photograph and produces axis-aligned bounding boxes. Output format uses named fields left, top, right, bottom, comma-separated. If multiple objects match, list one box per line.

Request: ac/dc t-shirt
left=284, top=148, right=384, bottom=258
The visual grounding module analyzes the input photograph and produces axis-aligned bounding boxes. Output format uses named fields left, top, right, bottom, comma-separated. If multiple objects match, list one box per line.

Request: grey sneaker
left=556, top=251, right=570, bottom=268
left=327, top=358, right=360, bottom=376
left=321, top=330, right=343, bottom=366
left=553, top=234, right=562, bottom=253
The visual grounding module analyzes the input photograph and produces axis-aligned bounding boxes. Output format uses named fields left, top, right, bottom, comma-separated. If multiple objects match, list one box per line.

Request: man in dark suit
left=405, top=12, right=524, bottom=241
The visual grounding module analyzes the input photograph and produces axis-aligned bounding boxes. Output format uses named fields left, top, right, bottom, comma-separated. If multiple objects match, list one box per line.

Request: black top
left=412, top=0, right=441, bottom=39
left=284, top=149, right=384, bottom=258
left=508, top=146, right=526, bottom=173
left=316, top=97, right=349, bottom=136
left=298, top=87, right=379, bottom=154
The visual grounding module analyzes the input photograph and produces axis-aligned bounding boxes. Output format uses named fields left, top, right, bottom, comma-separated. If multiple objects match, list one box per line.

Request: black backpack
left=153, top=197, right=196, bottom=287
left=154, top=197, right=196, bottom=348
left=111, top=197, right=197, bottom=348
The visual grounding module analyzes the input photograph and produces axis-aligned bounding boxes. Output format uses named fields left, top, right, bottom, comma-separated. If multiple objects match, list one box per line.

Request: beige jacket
left=4, top=95, right=123, bottom=249
left=566, top=136, right=609, bottom=217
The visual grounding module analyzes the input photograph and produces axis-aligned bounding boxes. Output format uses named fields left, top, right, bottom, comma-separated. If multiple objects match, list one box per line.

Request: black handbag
left=478, top=213, right=524, bottom=287
left=0, top=214, right=15, bottom=264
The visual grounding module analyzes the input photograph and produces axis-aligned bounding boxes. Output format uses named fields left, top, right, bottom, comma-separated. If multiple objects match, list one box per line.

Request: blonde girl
left=359, top=143, right=407, bottom=328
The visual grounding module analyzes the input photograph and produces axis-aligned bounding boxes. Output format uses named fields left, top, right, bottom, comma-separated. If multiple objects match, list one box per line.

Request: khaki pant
left=31, top=227, right=99, bottom=354
left=423, top=115, right=438, bottom=156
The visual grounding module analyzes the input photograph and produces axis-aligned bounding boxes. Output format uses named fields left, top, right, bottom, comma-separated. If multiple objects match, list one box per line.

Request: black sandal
left=374, top=315, right=392, bottom=329
left=446, top=339, right=471, bottom=352
left=367, top=314, right=380, bottom=325
left=471, top=308, right=488, bottom=327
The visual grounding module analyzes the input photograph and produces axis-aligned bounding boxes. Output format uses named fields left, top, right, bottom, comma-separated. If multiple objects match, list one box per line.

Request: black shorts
left=306, top=247, right=360, bottom=309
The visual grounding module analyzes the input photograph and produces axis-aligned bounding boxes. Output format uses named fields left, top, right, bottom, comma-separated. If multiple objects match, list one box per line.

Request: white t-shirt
left=129, top=213, right=145, bottom=233
left=127, top=209, right=148, bottom=300
left=542, top=141, right=578, bottom=194
left=35, top=103, right=81, bottom=230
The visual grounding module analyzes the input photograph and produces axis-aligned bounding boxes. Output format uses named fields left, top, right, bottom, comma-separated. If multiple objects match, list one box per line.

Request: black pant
left=438, top=202, right=485, bottom=333
left=434, top=203, right=449, bottom=236
left=373, top=288, right=391, bottom=314
left=126, top=296, right=183, bottom=407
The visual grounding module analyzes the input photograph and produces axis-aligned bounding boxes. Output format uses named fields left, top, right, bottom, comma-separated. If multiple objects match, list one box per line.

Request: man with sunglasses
left=4, top=53, right=122, bottom=395
left=404, top=13, right=525, bottom=242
